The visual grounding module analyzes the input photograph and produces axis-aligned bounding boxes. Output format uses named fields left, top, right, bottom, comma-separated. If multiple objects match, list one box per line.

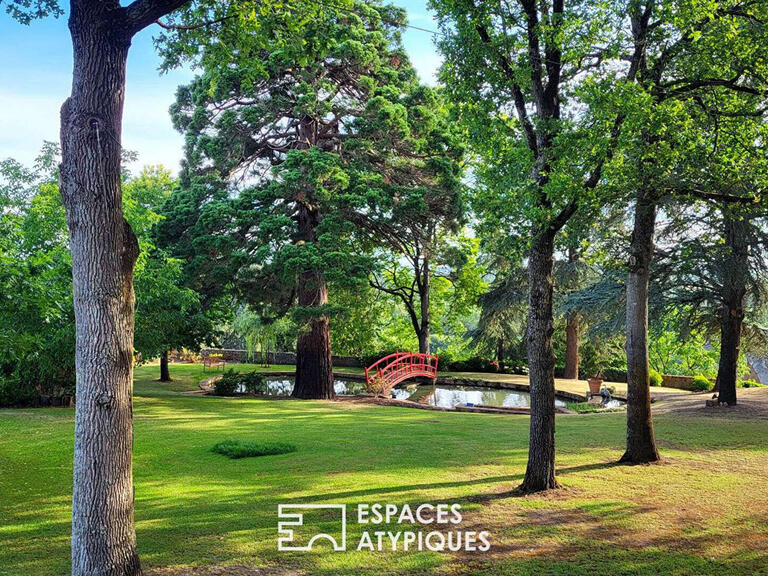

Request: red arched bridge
left=365, top=352, right=439, bottom=392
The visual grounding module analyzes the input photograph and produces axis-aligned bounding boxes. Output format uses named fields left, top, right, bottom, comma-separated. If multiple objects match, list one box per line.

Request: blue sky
left=0, top=1, right=442, bottom=173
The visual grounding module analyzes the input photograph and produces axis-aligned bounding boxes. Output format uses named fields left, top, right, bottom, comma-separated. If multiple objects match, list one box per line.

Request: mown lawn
left=1, top=363, right=767, bottom=575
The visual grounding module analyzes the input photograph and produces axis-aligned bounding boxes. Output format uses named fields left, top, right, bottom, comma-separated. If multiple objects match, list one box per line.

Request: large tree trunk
left=61, top=4, right=141, bottom=574
left=715, top=211, right=748, bottom=405
left=418, top=259, right=430, bottom=354
left=160, top=349, right=171, bottom=382
left=417, top=327, right=430, bottom=355
left=520, top=230, right=559, bottom=492
left=563, top=313, right=580, bottom=379
left=621, top=191, right=660, bottom=464
left=293, top=203, right=334, bottom=399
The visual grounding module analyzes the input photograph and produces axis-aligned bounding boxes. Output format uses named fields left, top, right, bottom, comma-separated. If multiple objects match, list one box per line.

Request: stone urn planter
left=588, top=377, right=603, bottom=395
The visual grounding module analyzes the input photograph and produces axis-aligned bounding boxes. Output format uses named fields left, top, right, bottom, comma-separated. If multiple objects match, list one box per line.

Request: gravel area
left=653, top=387, right=768, bottom=419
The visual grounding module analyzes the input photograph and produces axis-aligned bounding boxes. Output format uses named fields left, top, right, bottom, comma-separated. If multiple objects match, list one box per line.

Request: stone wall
left=200, top=348, right=362, bottom=367
left=659, top=374, right=715, bottom=391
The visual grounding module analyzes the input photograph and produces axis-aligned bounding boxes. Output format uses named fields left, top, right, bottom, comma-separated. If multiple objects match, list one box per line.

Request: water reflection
left=238, top=378, right=365, bottom=395
left=240, top=377, right=621, bottom=410
left=392, top=384, right=568, bottom=409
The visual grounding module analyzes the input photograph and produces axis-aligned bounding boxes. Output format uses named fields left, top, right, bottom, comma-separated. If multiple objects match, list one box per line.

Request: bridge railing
left=365, top=352, right=439, bottom=390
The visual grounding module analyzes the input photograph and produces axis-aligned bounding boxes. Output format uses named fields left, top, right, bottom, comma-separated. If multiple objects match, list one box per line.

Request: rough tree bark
left=520, top=230, right=560, bottom=492
left=291, top=115, right=334, bottom=399
left=61, top=2, right=188, bottom=574
left=160, top=349, right=171, bottom=382
left=621, top=190, right=660, bottom=464
left=715, top=211, right=749, bottom=405
left=417, top=257, right=430, bottom=354
left=292, top=202, right=334, bottom=399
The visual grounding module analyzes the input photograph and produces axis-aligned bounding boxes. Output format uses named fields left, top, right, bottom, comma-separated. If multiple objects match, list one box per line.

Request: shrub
left=213, top=369, right=267, bottom=396
left=0, top=376, right=37, bottom=407
left=365, top=374, right=388, bottom=397
left=602, top=367, right=628, bottom=383
left=739, top=379, right=765, bottom=388
left=649, top=369, right=663, bottom=387
left=213, top=376, right=239, bottom=396
left=239, top=371, right=267, bottom=394
left=435, top=349, right=455, bottom=367
left=691, top=375, right=714, bottom=392
left=212, top=439, right=296, bottom=459
left=449, top=356, right=498, bottom=373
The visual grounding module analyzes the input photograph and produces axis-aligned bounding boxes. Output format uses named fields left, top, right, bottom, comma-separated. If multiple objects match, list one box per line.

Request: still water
left=240, top=378, right=366, bottom=396
left=253, top=378, right=583, bottom=409
left=392, top=383, right=569, bottom=409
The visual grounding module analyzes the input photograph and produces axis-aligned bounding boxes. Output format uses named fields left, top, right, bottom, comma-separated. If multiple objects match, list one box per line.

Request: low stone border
left=455, top=403, right=576, bottom=415
left=195, top=371, right=585, bottom=416
left=194, top=370, right=653, bottom=417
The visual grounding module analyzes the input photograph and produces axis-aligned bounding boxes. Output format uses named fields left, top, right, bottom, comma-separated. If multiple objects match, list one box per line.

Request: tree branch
left=474, top=21, right=539, bottom=156
left=124, top=0, right=190, bottom=35
left=155, top=13, right=236, bottom=31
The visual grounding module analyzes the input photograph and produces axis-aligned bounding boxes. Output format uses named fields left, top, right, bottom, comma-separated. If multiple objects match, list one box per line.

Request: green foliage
left=214, top=370, right=267, bottom=396
left=234, top=309, right=295, bottom=363
left=329, top=286, right=392, bottom=358
left=691, top=375, right=714, bottom=392
left=0, top=376, right=37, bottom=407
left=566, top=402, right=604, bottom=414
left=0, top=146, right=74, bottom=405
left=649, top=369, right=663, bottom=388
left=159, top=2, right=469, bottom=358
left=134, top=249, right=213, bottom=365
left=648, top=328, right=721, bottom=378
left=738, top=379, right=765, bottom=389
left=159, top=1, right=425, bottom=338
left=211, top=439, right=296, bottom=459
left=448, top=356, right=499, bottom=373
left=0, top=149, right=213, bottom=405
left=580, top=338, right=625, bottom=380
left=1, top=0, right=62, bottom=24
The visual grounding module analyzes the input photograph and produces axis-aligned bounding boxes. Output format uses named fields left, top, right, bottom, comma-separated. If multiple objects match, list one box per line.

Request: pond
left=239, top=377, right=366, bottom=396
left=249, top=377, right=583, bottom=409
left=391, top=383, right=570, bottom=409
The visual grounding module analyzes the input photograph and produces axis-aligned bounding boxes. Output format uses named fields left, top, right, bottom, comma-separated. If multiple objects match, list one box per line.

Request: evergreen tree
left=160, top=1, right=461, bottom=396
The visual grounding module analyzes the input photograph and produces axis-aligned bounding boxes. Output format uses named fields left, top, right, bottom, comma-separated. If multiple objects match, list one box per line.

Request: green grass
left=565, top=401, right=605, bottom=413
left=211, top=439, right=297, bottom=459
left=1, top=362, right=767, bottom=575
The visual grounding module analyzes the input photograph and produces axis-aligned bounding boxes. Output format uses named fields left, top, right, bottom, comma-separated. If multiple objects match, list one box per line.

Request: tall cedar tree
left=159, top=2, right=453, bottom=397
left=350, top=98, right=465, bottom=354
left=345, top=85, right=465, bottom=354
left=432, top=0, right=646, bottom=491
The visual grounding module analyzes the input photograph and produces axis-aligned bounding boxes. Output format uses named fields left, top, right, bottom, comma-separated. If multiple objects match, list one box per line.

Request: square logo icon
left=277, top=504, right=347, bottom=551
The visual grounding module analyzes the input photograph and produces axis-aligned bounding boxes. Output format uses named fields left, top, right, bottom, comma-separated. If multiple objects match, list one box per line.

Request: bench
left=203, top=356, right=226, bottom=371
